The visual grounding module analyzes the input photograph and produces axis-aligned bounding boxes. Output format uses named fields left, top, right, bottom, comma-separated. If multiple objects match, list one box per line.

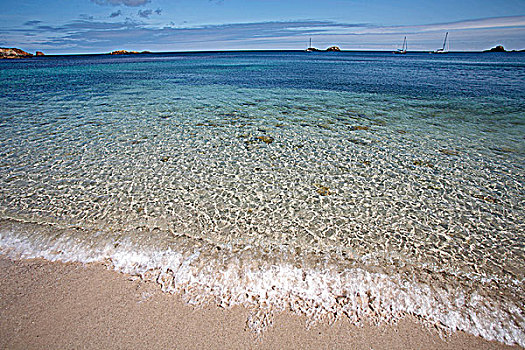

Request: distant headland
left=0, top=47, right=44, bottom=59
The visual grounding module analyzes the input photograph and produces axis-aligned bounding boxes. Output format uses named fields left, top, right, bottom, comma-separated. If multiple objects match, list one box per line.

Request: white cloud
left=92, top=0, right=150, bottom=7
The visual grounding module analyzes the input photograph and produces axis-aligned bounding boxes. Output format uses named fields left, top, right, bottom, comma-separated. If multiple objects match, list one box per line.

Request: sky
left=0, top=0, right=524, bottom=54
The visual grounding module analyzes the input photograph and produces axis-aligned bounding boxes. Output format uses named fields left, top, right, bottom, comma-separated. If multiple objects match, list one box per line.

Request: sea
left=0, top=51, right=524, bottom=345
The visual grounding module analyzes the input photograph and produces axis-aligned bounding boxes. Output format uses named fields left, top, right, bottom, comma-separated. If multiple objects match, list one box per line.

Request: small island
left=109, top=50, right=152, bottom=55
left=306, top=46, right=341, bottom=52
left=483, top=45, right=506, bottom=53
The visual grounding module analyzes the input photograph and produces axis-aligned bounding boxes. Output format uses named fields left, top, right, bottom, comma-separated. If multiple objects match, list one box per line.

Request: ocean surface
left=1, top=51, right=524, bottom=345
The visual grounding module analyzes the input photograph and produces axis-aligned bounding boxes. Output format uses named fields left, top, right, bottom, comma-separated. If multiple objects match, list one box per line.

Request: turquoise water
left=1, top=51, right=524, bottom=345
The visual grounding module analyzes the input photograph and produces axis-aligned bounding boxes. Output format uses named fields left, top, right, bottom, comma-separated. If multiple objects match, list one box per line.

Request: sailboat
left=394, top=36, right=407, bottom=54
left=305, top=38, right=319, bottom=52
left=431, top=32, right=449, bottom=54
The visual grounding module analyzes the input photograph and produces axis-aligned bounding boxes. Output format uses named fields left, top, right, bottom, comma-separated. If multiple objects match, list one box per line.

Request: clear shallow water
left=1, top=51, right=524, bottom=344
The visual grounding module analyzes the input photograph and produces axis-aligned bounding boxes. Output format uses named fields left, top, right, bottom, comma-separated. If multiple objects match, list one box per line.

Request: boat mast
left=309, top=37, right=312, bottom=48
left=403, top=36, right=407, bottom=51
left=442, top=32, right=448, bottom=51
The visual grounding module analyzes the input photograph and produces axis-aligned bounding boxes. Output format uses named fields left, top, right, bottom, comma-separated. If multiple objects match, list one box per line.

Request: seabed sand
left=0, top=257, right=520, bottom=350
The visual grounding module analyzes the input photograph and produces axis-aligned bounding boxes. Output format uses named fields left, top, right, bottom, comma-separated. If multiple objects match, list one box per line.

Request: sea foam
left=1, top=220, right=523, bottom=347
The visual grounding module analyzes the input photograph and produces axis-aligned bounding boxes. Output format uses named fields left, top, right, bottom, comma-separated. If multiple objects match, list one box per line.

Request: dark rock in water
left=256, top=136, right=274, bottom=144
left=351, top=125, right=370, bottom=131
left=348, top=138, right=370, bottom=146
left=483, top=45, right=506, bottom=53
left=244, top=135, right=274, bottom=147
left=473, top=194, right=498, bottom=204
left=160, top=156, right=170, bottom=162
left=36, top=51, right=45, bottom=56
left=326, top=46, right=341, bottom=52
left=0, top=47, right=33, bottom=59
left=314, top=184, right=331, bottom=196
left=439, top=149, right=459, bottom=156
left=413, top=160, right=434, bottom=168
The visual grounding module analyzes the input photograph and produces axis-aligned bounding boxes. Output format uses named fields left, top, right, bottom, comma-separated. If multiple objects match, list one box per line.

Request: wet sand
left=0, top=256, right=520, bottom=350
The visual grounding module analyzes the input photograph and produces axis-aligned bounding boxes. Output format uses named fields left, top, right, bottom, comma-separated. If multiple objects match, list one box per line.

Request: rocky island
left=483, top=45, right=506, bottom=53
left=306, top=46, right=341, bottom=52
left=109, top=50, right=152, bottom=55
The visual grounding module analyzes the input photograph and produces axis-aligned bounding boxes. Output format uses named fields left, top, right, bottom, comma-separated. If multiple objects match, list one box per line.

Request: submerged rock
left=413, top=160, right=434, bottom=168
left=348, top=139, right=370, bottom=146
left=351, top=126, right=370, bottom=131
left=256, top=136, right=274, bottom=144
left=244, top=135, right=274, bottom=147
left=473, top=194, right=498, bottom=203
left=314, top=184, right=331, bottom=196
left=439, top=149, right=459, bottom=156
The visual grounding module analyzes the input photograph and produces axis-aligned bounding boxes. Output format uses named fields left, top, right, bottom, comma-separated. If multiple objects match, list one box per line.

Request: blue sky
left=1, top=0, right=524, bottom=53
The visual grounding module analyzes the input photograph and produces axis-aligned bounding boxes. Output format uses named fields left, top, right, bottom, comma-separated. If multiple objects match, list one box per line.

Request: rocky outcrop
left=326, top=46, right=341, bottom=51
left=483, top=45, right=506, bottom=53
left=36, top=51, right=45, bottom=56
left=0, top=47, right=33, bottom=59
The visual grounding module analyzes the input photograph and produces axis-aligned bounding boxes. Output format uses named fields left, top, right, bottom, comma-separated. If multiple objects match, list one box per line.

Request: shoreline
left=0, top=256, right=520, bottom=349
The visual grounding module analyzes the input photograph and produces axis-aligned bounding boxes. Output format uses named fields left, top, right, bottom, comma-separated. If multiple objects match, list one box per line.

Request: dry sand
left=0, top=256, right=520, bottom=350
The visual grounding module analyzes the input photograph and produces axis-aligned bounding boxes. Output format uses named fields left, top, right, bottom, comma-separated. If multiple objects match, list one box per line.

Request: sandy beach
left=0, top=256, right=520, bottom=350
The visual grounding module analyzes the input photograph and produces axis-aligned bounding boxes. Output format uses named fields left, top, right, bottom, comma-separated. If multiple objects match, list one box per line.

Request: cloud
left=137, top=9, right=152, bottom=18
left=24, top=20, right=42, bottom=26
left=79, top=14, right=95, bottom=21
left=110, top=10, right=122, bottom=18
left=92, top=0, right=150, bottom=7
left=3, top=16, right=524, bottom=53
left=155, top=8, right=162, bottom=15
left=346, top=16, right=525, bottom=35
